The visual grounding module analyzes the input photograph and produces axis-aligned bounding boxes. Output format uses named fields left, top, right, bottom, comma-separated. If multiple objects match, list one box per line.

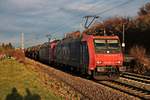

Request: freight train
left=25, top=30, right=126, bottom=80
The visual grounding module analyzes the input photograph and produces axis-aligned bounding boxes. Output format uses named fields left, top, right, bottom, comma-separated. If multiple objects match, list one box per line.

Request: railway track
left=121, top=72, right=150, bottom=84
left=98, top=80, right=150, bottom=100
left=98, top=72, right=150, bottom=99
left=29, top=58, right=150, bottom=99
left=40, top=65, right=150, bottom=99
left=28, top=58, right=138, bottom=99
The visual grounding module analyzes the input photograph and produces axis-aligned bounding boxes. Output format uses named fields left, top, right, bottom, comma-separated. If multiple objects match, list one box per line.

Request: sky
left=0, top=0, right=149, bottom=47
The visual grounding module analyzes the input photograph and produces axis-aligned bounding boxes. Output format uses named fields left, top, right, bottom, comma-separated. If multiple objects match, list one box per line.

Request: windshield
left=94, top=40, right=106, bottom=49
left=107, top=40, right=120, bottom=49
left=94, top=39, right=121, bottom=53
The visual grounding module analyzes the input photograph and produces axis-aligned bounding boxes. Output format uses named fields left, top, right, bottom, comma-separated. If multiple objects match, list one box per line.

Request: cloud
left=0, top=0, right=48, bottom=11
left=0, top=0, right=148, bottom=47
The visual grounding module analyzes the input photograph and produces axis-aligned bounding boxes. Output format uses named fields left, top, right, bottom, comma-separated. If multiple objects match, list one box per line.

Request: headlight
left=117, top=61, right=121, bottom=64
left=96, top=61, right=102, bottom=64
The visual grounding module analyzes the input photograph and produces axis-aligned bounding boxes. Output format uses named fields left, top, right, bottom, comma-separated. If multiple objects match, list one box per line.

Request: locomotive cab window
left=94, top=39, right=121, bottom=53
left=107, top=40, right=120, bottom=49
left=94, top=40, right=107, bottom=49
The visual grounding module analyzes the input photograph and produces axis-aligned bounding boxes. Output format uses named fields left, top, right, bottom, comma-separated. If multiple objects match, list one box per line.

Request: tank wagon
left=25, top=45, right=41, bottom=60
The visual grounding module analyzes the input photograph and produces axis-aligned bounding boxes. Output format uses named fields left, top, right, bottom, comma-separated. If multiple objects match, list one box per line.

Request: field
left=0, top=58, right=60, bottom=100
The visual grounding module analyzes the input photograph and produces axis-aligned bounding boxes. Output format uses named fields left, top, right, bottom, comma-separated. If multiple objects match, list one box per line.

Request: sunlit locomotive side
left=54, top=31, right=125, bottom=80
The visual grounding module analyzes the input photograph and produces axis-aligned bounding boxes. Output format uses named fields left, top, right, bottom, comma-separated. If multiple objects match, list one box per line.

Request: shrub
left=0, top=47, right=25, bottom=63
left=12, top=49, right=25, bottom=63
left=129, top=45, right=150, bottom=74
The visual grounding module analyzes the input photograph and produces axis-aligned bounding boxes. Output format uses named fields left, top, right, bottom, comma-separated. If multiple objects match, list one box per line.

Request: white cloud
left=0, top=0, right=148, bottom=47
left=6, top=0, right=48, bottom=10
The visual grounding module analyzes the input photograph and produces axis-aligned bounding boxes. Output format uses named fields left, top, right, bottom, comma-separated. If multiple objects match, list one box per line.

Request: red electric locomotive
left=49, top=40, right=59, bottom=64
left=25, top=29, right=125, bottom=80
left=39, top=42, right=49, bottom=63
left=54, top=30, right=125, bottom=80
left=38, top=40, right=59, bottom=64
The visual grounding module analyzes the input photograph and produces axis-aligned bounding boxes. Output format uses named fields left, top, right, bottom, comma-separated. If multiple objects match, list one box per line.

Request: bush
left=0, top=47, right=25, bottom=63
left=129, top=45, right=150, bottom=74
left=12, top=49, right=25, bottom=63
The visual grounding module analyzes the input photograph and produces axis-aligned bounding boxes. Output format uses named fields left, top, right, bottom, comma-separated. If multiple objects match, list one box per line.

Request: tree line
left=0, top=43, right=13, bottom=50
left=0, top=43, right=25, bottom=63
left=86, top=2, right=150, bottom=54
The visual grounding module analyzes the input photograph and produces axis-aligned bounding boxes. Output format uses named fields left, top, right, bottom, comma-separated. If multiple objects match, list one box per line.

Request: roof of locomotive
left=50, top=39, right=60, bottom=44
left=92, top=35, right=119, bottom=39
left=40, top=40, right=59, bottom=47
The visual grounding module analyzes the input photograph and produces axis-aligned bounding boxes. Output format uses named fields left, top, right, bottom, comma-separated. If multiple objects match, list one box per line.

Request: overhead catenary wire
left=51, top=0, right=120, bottom=34
left=51, top=0, right=135, bottom=35
left=86, top=0, right=119, bottom=14
left=95, top=0, right=135, bottom=15
left=28, top=0, right=128, bottom=40
left=26, top=0, right=135, bottom=46
left=26, top=0, right=116, bottom=46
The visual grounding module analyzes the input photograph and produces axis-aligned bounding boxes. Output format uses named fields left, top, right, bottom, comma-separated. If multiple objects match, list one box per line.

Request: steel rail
left=121, top=74, right=150, bottom=84
left=98, top=80, right=150, bottom=100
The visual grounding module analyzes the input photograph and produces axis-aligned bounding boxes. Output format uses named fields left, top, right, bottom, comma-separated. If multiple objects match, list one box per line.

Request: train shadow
left=32, top=58, right=119, bottom=81
left=5, top=87, right=41, bottom=100
left=37, top=60, right=89, bottom=79
left=52, top=64, right=84, bottom=78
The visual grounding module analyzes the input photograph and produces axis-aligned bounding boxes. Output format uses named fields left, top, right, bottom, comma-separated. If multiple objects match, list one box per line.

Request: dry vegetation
left=0, top=43, right=25, bottom=63
left=129, top=45, right=150, bottom=74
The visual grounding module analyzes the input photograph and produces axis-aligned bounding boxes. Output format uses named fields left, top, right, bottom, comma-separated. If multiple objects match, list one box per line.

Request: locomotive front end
left=89, top=36, right=126, bottom=80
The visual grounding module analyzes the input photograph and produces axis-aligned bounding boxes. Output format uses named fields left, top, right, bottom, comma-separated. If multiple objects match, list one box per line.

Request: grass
left=0, top=58, right=60, bottom=100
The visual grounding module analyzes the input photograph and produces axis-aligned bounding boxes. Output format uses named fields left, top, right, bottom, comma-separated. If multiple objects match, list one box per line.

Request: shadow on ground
left=5, top=87, right=41, bottom=100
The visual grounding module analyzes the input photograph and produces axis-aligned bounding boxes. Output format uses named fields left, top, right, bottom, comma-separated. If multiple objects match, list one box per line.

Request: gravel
left=26, top=58, right=139, bottom=100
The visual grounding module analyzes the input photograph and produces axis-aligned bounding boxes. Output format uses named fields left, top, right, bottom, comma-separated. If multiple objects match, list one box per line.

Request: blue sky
left=0, top=0, right=149, bottom=47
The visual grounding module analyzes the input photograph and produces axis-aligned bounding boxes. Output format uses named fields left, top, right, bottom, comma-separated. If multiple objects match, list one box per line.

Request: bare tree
left=138, top=2, right=150, bottom=16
